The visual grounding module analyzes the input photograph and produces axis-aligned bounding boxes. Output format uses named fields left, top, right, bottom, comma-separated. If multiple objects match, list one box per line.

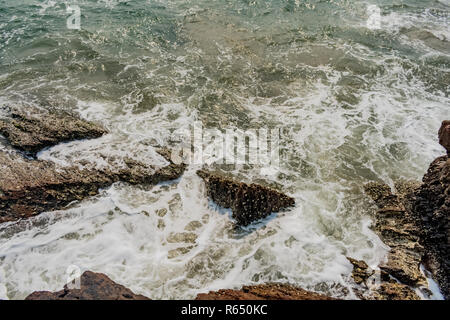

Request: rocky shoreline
left=340, top=120, right=449, bottom=300
left=25, top=271, right=335, bottom=300
left=0, top=106, right=186, bottom=223
left=0, top=105, right=448, bottom=300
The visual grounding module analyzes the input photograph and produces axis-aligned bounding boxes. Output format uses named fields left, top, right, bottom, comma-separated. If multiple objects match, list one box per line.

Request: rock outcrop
left=0, top=106, right=186, bottom=224
left=347, top=257, right=374, bottom=285
left=346, top=256, right=421, bottom=300
left=197, top=170, right=295, bottom=226
left=362, top=120, right=450, bottom=300
left=412, top=154, right=449, bottom=299
left=373, top=282, right=421, bottom=300
left=0, top=149, right=185, bottom=223
left=25, top=271, right=150, bottom=300
left=438, top=120, right=450, bottom=155
left=195, top=283, right=336, bottom=300
left=0, top=106, right=106, bottom=157
left=364, top=181, right=426, bottom=287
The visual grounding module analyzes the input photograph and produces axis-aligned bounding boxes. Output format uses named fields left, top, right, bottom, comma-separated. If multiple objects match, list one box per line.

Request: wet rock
left=380, top=248, right=424, bottom=286
left=25, top=271, right=150, bottom=300
left=374, top=282, right=421, bottom=300
left=0, top=106, right=106, bottom=157
left=364, top=123, right=450, bottom=299
left=195, top=283, right=336, bottom=300
left=0, top=151, right=110, bottom=223
left=438, top=120, right=450, bottom=155
left=412, top=154, right=450, bottom=299
left=197, top=170, right=295, bottom=226
left=0, top=149, right=186, bottom=223
left=364, top=182, right=425, bottom=287
left=347, top=257, right=374, bottom=285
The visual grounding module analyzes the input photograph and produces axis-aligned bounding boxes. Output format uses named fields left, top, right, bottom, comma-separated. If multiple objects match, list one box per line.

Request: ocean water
left=0, top=0, right=449, bottom=299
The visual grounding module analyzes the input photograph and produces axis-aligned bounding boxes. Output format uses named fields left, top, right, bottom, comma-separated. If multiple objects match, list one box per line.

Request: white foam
left=1, top=1, right=449, bottom=300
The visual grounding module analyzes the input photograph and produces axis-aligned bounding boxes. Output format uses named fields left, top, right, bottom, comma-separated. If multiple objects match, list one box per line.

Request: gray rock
left=0, top=106, right=106, bottom=157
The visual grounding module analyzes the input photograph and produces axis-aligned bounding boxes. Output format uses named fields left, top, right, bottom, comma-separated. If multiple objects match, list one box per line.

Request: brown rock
left=25, top=271, right=150, bottom=300
left=379, top=248, right=424, bottom=286
left=347, top=257, right=374, bottom=285
left=197, top=170, right=295, bottom=226
left=195, top=283, right=336, bottom=300
left=438, top=120, right=450, bottom=155
left=0, top=149, right=186, bottom=223
left=364, top=182, right=426, bottom=287
left=0, top=106, right=106, bottom=157
left=374, top=282, right=420, bottom=300
left=412, top=155, right=450, bottom=299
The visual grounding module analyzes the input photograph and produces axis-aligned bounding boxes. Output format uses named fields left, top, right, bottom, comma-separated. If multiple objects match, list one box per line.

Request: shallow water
left=0, top=0, right=449, bottom=299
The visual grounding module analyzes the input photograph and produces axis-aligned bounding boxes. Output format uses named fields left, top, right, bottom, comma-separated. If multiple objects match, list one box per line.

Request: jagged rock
left=197, top=170, right=295, bottom=226
left=25, top=271, right=150, bottom=300
left=346, top=256, right=421, bottom=300
left=364, top=181, right=426, bottom=287
left=364, top=122, right=450, bottom=299
left=347, top=257, right=374, bottom=285
left=364, top=182, right=404, bottom=210
left=0, top=150, right=186, bottom=223
left=380, top=248, right=424, bottom=286
left=0, top=105, right=186, bottom=224
left=195, top=283, right=336, bottom=300
left=438, top=120, right=450, bottom=155
left=374, top=282, right=421, bottom=300
left=0, top=106, right=106, bottom=156
left=412, top=154, right=450, bottom=299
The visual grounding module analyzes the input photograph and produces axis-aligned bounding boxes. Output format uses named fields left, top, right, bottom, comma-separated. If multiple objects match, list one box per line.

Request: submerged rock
left=197, top=170, right=295, bottom=226
left=195, top=283, right=336, bottom=300
left=25, top=271, right=150, bottom=300
left=0, top=106, right=106, bottom=157
left=0, top=149, right=186, bottom=223
left=412, top=154, right=450, bottom=299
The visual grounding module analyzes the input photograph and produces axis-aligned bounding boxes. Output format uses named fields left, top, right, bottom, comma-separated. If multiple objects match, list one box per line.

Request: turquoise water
left=0, top=0, right=449, bottom=299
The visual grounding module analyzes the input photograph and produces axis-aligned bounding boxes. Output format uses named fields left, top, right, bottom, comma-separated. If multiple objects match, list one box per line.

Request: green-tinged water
left=0, top=0, right=449, bottom=299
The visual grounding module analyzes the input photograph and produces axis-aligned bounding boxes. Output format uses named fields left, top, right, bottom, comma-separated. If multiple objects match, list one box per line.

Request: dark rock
left=412, top=154, right=450, bottom=299
left=0, top=149, right=186, bottom=223
left=25, top=271, right=150, bottom=300
left=0, top=106, right=107, bottom=157
left=364, top=181, right=425, bottom=287
left=347, top=257, right=374, bottom=285
left=364, top=122, right=450, bottom=299
left=197, top=170, right=295, bottom=226
left=0, top=104, right=186, bottom=224
left=195, top=283, right=336, bottom=300
left=438, top=120, right=450, bottom=155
